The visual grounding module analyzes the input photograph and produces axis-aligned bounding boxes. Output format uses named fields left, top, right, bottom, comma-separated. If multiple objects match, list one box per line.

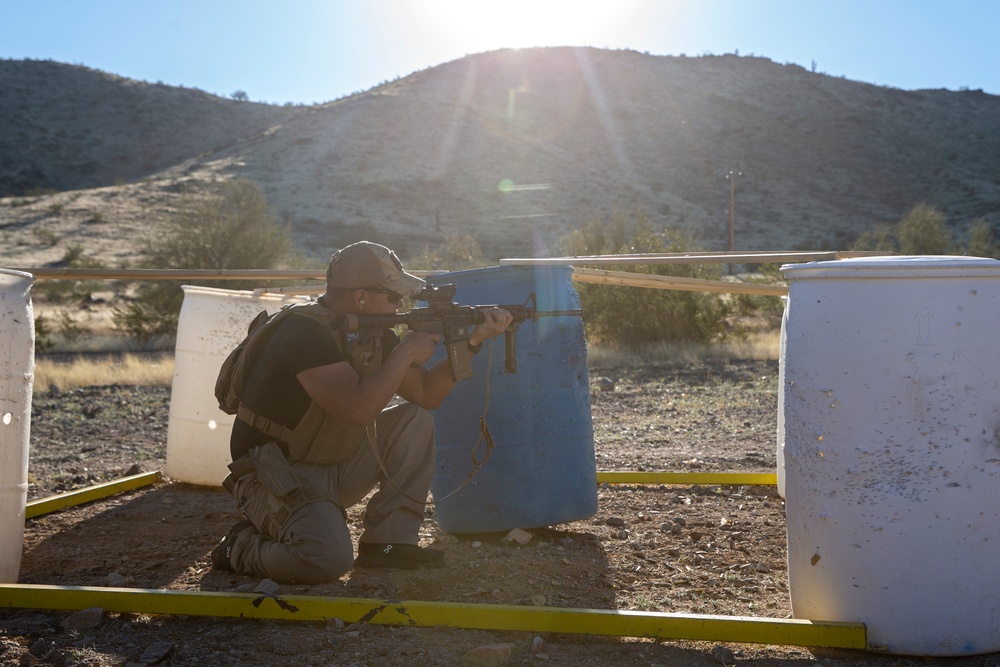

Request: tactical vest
left=222, top=301, right=383, bottom=465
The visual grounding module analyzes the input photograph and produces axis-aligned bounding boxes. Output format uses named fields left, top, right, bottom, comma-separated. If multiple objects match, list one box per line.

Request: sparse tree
left=230, top=90, right=249, bottom=102
left=114, top=179, right=293, bottom=341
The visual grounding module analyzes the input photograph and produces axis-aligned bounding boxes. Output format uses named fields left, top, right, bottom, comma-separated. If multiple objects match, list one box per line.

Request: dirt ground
left=4, top=358, right=999, bottom=667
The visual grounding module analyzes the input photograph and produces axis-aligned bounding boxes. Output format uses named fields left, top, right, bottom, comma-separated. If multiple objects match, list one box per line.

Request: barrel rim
left=179, top=284, right=312, bottom=300
left=782, top=255, right=1000, bottom=279
left=0, top=269, right=36, bottom=282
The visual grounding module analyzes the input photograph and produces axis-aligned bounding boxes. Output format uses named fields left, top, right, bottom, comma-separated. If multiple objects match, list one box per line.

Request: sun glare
left=403, top=0, right=657, bottom=55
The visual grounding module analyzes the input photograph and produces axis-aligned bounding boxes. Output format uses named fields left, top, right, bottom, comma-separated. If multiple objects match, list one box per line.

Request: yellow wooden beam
left=25, top=471, right=161, bottom=519
left=21, top=470, right=775, bottom=523
left=20, top=470, right=774, bottom=523
left=596, top=471, right=777, bottom=486
left=0, top=584, right=866, bottom=649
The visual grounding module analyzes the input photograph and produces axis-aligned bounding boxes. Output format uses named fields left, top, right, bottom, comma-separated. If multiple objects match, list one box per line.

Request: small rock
left=531, top=635, right=545, bottom=652
left=597, top=377, right=616, bottom=391
left=465, top=642, right=514, bottom=666
left=471, top=541, right=482, bottom=549
left=606, top=516, right=626, bottom=527
left=125, top=463, right=143, bottom=476
left=512, top=594, right=546, bottom=607
left=711, top=644, right=736, bottom=664
left=434, top=533, right=460, bottom=545
left=62, top=607, right=104, bottom=631
left=254, top=578, right=280, bottom=595
left=500, top=528, right=532, bottom=545
left=139, top=641, right=175, bottom=664
left=28, top=637, right=56, bottom=658
left=106, top=571, right=128, bottom=587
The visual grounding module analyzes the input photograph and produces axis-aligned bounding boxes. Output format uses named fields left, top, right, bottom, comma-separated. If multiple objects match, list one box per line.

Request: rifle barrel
left=535, top=309, right=583, bottom=318
left=342, top=307, right=582, bottom=333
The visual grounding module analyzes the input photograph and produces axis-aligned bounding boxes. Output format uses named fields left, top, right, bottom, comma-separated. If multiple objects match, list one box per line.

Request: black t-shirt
left=229, top=312, right=397, bottom=460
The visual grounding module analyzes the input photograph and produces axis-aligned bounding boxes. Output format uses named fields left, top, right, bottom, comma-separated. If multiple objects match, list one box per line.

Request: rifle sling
left=366, top=337, right=499, bottom=506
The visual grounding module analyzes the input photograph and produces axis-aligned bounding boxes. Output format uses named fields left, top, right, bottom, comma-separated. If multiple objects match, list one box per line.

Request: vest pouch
left=286, top=402, right=368, bottom=465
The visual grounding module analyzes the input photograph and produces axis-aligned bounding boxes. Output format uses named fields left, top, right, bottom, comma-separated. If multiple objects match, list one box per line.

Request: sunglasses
left=365, top=288, right=403, bottom=306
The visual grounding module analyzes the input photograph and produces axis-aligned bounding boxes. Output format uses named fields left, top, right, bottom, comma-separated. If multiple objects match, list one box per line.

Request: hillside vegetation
left=3, top=48, right=1000, bottom=268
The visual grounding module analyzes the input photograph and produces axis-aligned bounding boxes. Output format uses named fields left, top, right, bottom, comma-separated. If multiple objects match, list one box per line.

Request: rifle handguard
left=336, top=290, right=580, bottom=379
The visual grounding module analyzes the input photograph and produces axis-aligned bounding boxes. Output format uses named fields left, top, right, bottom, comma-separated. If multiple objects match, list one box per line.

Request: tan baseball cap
left=326, top=241, right=425, bottom=297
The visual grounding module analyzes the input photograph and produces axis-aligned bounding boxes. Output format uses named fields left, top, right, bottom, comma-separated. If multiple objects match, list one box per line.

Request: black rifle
left=339, top=283, right=582, bottom=381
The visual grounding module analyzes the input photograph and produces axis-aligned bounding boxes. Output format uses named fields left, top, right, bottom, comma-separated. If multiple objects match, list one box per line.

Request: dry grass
left=33, top=353, right=174, bottom=391
left=587, top=331, right=780, bottom=369
left=30, top=333, right=779, bottom=393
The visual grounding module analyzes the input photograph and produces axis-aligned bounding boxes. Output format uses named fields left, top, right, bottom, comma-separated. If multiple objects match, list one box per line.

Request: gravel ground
left=2, top=358, right=998, bottom=667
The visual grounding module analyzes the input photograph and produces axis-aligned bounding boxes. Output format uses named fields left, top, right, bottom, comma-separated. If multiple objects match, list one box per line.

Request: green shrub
left=114, top=179, right=293, bottom=341
left=852, top=203, right=954, bottom=254
left=851, top=224, right=897, bottom=253
left=564, top=213, right=734, bottom=347
left=965, top=218, right=1000, bottom=258
left=897, top=203, right=952, bottom=254
left=57, top=309, right=88, bottom=343
left=730, top=263, right=787, bottom=330
left=34, top=315, right=55, bottom=354
left=852, top=203, right=1000, bottom=259
left=406, top=234, right=490, bottom=271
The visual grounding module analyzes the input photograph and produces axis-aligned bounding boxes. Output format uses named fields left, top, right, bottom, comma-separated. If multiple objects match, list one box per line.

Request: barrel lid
left=781, top=255, right=1000, bottom=280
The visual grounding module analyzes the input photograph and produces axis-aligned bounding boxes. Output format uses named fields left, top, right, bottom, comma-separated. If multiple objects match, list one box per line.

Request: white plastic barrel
left=166, top=286, right=308, bottom=486
left=781, top=255, right=1000, bottom=656
left=776, top=295, right=788, bottom=498
left=0, top=270, right=35, bottom=583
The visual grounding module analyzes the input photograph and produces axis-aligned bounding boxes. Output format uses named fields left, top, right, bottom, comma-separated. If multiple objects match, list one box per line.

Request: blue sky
left=4, top=1, right=998, bottom=105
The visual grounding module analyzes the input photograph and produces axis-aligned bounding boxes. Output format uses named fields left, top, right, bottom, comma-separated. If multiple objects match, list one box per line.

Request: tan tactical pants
left=227, top=402, right=435, bottom=584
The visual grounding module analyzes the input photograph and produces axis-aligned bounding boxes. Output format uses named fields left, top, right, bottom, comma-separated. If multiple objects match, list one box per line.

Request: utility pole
left=727, top=170, right=742, bottom=275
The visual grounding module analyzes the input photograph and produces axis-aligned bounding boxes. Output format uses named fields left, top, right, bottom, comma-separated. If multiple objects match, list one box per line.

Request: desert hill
left=2, top=48, right=999, bottom=267
left=0, top=59, right=295, bottom=194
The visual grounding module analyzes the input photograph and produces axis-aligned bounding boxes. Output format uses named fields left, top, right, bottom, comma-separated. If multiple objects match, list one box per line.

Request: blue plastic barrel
left=427, top=265, right=597, bottom=534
